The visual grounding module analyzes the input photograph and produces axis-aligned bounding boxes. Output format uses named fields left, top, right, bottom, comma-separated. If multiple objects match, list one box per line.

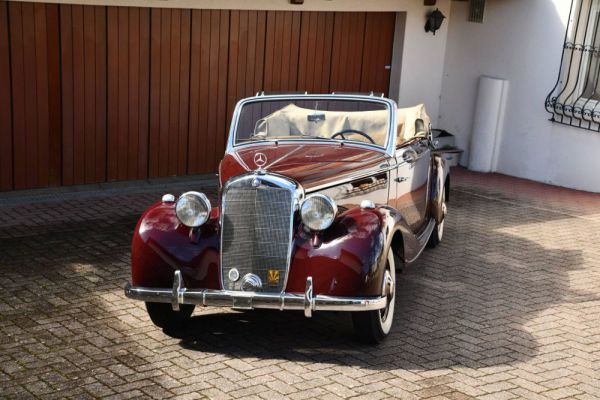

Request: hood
left=219, top=143, right=388, bottom=190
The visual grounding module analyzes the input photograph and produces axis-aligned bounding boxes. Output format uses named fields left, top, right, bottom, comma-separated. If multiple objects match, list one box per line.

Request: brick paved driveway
left=1, top=169, right=599, bottom=399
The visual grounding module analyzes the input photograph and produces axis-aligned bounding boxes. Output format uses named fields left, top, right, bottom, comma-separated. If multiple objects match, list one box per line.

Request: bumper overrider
left=124, top=270, right=387, bottom=318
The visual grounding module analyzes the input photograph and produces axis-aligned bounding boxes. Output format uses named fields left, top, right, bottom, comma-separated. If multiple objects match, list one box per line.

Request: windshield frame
left=226, top=94, right=398, bottom=157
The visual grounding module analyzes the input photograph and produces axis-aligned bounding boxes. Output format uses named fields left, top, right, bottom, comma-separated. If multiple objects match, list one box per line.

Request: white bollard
left=468, top=76, right=509, bottom=173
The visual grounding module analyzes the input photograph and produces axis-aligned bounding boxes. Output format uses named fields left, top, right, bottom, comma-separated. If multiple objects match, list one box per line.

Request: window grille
left=546, top=0, right=600, bottom=131
left=469, top=0, right=485, bottom=24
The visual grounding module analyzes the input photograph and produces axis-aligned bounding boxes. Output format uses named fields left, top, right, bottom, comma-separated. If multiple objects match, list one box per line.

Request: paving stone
left=1, top=169, right=599, bottom=399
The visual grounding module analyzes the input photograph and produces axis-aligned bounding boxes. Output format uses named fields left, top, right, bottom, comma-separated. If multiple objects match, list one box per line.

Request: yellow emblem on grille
left=267, top=270, right=280, bottom=286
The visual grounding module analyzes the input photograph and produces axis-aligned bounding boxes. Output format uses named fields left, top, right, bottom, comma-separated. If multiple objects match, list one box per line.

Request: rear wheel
left=145, top=302, right=195, bottom=329
left=352, top=251, right=396, bottom=344
left=427, top=185, right=447, bottom=248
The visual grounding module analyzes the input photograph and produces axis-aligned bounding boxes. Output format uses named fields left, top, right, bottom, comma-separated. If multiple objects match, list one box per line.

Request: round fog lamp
left=300, top=194, right=338, bottom=231
left=175, top=191, right=211, bottom=228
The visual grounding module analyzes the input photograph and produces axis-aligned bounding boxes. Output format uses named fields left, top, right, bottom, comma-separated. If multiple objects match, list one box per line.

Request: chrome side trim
left=304, top=161, right=395, bottom=194
left=124, top=273, right=386, bottom=315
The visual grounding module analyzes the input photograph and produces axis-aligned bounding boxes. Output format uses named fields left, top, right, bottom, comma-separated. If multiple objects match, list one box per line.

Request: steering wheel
left=330, top=129, right=376, bottom=144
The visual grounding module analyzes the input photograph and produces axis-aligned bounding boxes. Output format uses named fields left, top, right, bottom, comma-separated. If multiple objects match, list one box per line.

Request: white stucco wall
left=439, top=0, right=600, bottom=192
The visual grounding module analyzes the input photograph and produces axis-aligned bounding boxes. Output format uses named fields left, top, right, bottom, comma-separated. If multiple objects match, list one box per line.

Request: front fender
left=131, top=202, right=415, bottom=298
left=285, top=206, right=410, bottom=297
left=131, top=202, right=221, bottom=289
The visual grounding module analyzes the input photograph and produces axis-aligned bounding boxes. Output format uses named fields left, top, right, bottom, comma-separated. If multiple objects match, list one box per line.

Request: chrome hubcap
left=438, top=191, right=446, bottom=240
left=380, top=270, right=394, bottom=322
left=378, top=251, right=396, bottom=335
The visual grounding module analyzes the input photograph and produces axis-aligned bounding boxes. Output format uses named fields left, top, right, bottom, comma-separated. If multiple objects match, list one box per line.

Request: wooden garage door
left=0, top=3, right=396, bottom=190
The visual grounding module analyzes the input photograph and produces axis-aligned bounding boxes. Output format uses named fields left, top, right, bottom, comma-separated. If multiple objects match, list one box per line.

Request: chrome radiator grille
left=221, top=181, right=294, bottom=292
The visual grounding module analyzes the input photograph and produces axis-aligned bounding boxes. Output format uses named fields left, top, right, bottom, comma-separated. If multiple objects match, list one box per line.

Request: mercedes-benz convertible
left=124, top=93, right=449, bottom=343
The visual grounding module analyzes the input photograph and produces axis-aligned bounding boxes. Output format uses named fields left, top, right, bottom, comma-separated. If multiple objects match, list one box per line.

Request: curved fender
left=131, top=202, right=221, bottom=289
left=431, top=154, right=448, bottom=224
left=285, top=206, right=415, bottom=297
left=132, top=202, right=420, bottom=297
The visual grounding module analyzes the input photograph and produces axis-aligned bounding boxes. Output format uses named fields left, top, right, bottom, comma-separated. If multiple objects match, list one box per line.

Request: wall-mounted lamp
left=425, top=8, right=446, bottom=35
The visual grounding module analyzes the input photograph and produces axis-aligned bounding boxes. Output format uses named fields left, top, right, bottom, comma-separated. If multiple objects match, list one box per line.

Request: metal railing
left=546, top=0, right=600, bottom=132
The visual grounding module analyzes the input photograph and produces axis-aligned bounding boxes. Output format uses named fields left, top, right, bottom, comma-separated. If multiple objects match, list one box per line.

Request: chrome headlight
left=300, top=194, right=338, bottom=231
left=175, top=191, right=211, bottom=228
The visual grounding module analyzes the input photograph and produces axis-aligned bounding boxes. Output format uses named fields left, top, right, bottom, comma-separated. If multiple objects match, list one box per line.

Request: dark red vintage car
left=125, top=94, right=449, bottom=343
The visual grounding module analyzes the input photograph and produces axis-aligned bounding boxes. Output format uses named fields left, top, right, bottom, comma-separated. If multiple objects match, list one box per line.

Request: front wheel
left=352, top=251, right=396, bottom=344
left=145, top=302, right=195, bottom=329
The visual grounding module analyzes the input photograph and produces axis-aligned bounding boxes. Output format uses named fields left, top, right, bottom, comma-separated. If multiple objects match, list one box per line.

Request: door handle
left=395, top=177, right=408, bottom=183
left=403, top=149, right=418, bottom=163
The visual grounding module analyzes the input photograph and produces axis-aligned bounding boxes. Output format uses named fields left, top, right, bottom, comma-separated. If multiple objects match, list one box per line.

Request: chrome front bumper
left=124, top=271, right=386, bottom=318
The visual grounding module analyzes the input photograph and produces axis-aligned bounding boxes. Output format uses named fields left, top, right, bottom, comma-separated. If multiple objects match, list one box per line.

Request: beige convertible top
left=253, top=103, right=430, bottom=147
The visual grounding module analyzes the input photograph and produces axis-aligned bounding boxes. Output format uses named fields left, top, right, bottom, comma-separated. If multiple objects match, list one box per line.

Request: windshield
left=233, top=99, right=390, bottom=148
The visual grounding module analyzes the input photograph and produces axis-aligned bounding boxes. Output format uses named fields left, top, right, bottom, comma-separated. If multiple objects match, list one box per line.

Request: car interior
left=249, top=103, right=430, bottom=148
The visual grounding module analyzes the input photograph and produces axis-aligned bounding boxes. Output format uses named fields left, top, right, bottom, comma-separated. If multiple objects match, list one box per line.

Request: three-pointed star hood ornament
left=253, top=152, right=267, bottom=169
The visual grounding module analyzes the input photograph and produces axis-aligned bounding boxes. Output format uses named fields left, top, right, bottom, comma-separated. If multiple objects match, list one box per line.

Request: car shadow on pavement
left=166, top=189, right=587, bottom=370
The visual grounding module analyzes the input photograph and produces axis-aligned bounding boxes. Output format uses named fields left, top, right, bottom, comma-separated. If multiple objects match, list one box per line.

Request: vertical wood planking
left=137, top=8, right=150, bottom=179
left=330, top=12, right=367, bottom=93
left=23, top=3, right=39, bottom=188
left=187, top=9, right=201, bottom=174
left=8, top=2, right=58, bottom=189
left=188, top=9, right=210, bottom=174
left=46, top=4, right=61, bottom=186
left=116, top=7, right=128, bottom=181
left=62, top=4, right=107, bottom=185
left=263, top=11, right=301, bottom=92
left=60, top=4, right=74, bottom=186
left=188, top=9, right=229, bottom=174
left=205, top=10, right=219, bottom=173
left=148, top=8, right=191, bottom=177
left=127, top=7, right=140, bottom=180
left=106, top=6, right=118, bottom=181
left=177, top=10, right=191, bottom=176
left=0, top=1, right=12, bottom=190
left=9, top=2, right=26, bottom=189
left=214, top=10, right=229, bottom=169
left=95, top=6, right=107, bottom=182
left=148, top=7, right=160, bottom=178
left=107, top=6, right=150, bottom=181
left=1, top=6, right=396, bottom=191
left=83, top=6, right=95, bottom=183
left=297, top=11, right=334, bottom=93
left=360, top=13, right=395, bottom=95
left=226, top=10, right=266, bottom=137
left=71, top=5, right=84, bottom=184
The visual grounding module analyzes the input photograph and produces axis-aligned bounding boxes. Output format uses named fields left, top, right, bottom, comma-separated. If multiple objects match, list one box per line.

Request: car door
left=390, top=139, right=431, bottom=232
